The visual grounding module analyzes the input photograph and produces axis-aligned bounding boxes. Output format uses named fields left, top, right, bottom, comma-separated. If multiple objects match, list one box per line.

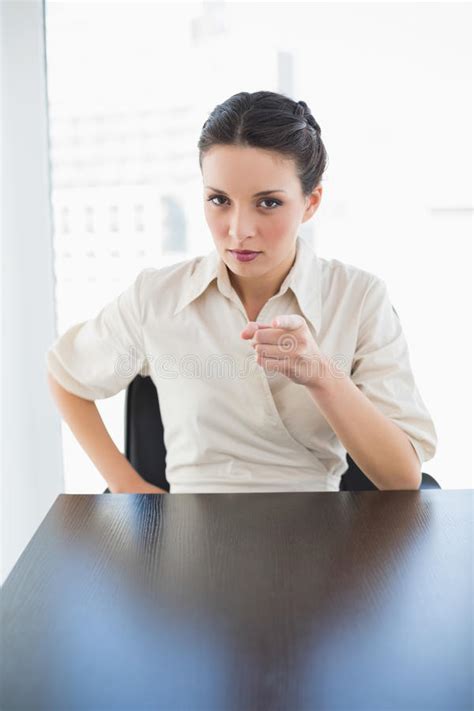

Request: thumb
left=240, top=321, right=272, bottom=339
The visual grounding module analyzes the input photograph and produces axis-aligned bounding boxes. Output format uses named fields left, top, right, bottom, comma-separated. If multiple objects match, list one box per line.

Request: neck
left=228, top=245, right=297, bottom=307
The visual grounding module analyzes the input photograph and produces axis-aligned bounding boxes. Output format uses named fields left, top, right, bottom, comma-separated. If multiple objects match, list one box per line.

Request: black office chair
left=104, top=375, right=440, bottom=493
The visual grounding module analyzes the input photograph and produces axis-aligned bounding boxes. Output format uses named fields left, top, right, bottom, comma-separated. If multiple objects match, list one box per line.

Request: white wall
left=1, top=0, right=64, bottom=585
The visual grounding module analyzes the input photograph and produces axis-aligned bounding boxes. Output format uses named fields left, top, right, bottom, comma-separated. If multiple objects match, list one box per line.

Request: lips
left=230, top=250, right=260, bottom=254
left=229, top=249, right=262, bottom=262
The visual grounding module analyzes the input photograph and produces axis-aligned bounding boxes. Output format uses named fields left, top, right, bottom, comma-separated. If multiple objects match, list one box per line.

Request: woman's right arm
left=47, top=372, right=167, bottom=494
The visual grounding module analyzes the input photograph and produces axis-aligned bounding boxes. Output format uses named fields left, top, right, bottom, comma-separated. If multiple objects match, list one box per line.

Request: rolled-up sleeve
left=45, top=269, right=151, bottom=400
left=350, top=277, right=438, bottom=467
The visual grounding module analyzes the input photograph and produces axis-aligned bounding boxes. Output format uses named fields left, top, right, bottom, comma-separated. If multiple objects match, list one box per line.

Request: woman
left=46, top=90, right=437, bottom=494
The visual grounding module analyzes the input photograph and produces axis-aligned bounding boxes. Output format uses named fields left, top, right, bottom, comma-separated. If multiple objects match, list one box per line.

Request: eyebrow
left=205, top=186, right=287, bottom=197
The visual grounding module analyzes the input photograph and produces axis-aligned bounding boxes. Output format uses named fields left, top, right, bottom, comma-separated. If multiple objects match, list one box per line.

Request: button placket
left=225, top=292, right=277, bottom=421
left=252, top=302, right=324, bottom=463
left=255, top=297, right=289, bottom=426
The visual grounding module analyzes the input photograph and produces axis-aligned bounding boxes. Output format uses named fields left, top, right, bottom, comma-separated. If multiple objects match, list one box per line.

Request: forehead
left=202, top=145, right=298, bottom=190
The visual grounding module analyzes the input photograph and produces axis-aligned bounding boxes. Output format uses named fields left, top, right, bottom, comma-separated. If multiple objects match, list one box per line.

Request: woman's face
left=201, top=145, right=322, bottom=291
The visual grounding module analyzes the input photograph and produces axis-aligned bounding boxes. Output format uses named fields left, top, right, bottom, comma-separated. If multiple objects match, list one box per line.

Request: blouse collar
left=173, top=235, right=322, bottom=334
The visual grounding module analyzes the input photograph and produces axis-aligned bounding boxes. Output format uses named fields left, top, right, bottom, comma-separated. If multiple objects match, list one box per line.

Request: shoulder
left=136, top=254, right=204, bottom=287
left=318, top=257, right=386, bottom=306
left=314, top=257, right=389, bottom=332
left=132, top=253, right=211, bottom=316
left=317, top=255, right=384, bottom=300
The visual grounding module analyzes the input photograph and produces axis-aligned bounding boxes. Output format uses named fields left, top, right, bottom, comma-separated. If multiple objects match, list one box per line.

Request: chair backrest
left=125, top=374, right=169, bottom=492
left=113, top=375, right=440, bottom=493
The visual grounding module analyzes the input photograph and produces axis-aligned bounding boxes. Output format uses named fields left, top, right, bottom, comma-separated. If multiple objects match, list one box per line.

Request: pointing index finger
left=272, top=315, right=305, bottom=330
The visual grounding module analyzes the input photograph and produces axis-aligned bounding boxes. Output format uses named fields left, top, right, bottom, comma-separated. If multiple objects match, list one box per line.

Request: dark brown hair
left=197, top=90, right=328, bottom=197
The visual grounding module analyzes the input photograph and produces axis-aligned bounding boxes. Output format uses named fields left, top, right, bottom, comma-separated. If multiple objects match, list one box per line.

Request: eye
left=207, top=194, right=228, bottom=207
left=260, top=198, right=282, bottom=209
left=206, top=194, right=282, bottom=210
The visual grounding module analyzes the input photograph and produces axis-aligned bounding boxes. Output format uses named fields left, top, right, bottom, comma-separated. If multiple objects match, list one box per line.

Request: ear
left=302, top=185, right=323, bottom=222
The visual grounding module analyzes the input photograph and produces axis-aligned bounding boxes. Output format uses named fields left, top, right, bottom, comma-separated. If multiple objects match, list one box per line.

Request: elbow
left=406, top=438, right=423, bottom=489
left=378, top=467, right=422, bottom=491
left=413, top=468, right=423, bottom=490
left=402, top=467, right=422, bottom=490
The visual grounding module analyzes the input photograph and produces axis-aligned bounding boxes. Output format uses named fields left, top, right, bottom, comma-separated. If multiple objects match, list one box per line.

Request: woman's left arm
left=305, top=368, right=421, bottom=490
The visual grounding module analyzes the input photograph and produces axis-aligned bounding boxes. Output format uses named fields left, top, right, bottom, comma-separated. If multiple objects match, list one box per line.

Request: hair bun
left=293, top=100, right=321, bottom=135
left=294, top=100, right=309, bottom=117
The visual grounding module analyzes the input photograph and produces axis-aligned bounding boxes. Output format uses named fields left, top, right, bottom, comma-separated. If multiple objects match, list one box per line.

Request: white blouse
left=45, top=236, right=437, bottom=493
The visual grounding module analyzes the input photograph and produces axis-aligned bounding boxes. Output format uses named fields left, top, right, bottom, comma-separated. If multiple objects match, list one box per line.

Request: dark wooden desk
left=1, top=491, right=472, bottom=711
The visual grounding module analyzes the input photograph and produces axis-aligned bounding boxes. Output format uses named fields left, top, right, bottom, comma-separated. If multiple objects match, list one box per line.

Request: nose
left=228, top=206, right=256, bottom=243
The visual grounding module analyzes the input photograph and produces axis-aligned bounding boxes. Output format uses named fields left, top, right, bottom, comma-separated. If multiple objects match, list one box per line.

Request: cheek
left=204, top=206, right=226, bottom=232
left=268, top=214, right=296, bottom=242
